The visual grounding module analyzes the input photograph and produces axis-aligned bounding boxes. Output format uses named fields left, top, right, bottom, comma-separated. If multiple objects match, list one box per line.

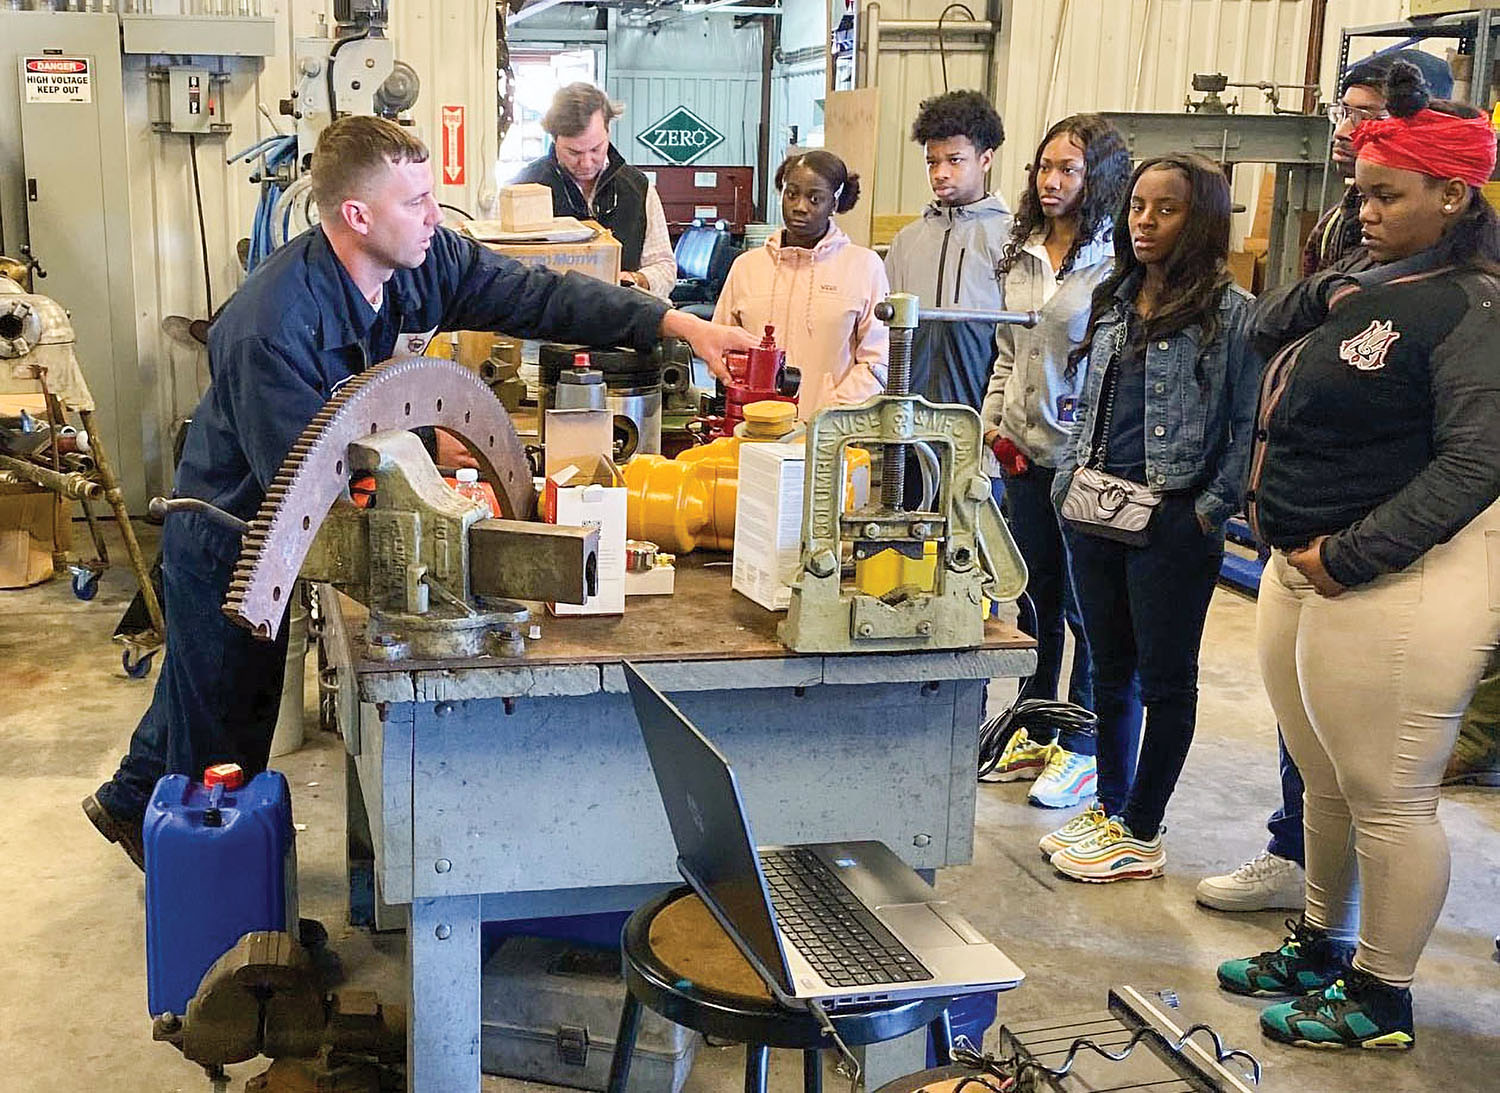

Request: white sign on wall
left=22, top=56, right=93, bottom=104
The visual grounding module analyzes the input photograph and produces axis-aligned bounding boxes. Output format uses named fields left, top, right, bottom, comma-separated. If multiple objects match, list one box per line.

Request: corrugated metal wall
left=121, top=0, right=497, bottom=495
left=867, top=0, right=1409, bottom=225
left=608, top=15, right=765, bottom=173
left=768, top=0, right=829, bottom=224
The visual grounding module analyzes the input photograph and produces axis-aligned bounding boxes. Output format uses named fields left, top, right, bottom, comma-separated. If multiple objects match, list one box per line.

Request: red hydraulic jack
left=694, top=324, right=801, bottom=439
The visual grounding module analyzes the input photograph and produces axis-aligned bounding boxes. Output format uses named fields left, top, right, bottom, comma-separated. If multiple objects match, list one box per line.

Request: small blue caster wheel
left=72, top=569, right=100, bottom=601
left=123, top=648, right=156, bottom=679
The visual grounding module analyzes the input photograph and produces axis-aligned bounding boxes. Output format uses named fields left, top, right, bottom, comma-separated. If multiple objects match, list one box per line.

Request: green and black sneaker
left=1259, top=968, right=1415, bottom=1050
left=1217, top=917, right=1354, bottom=997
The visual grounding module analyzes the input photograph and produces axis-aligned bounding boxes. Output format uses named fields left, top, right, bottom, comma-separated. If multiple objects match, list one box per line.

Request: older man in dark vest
left=512, top=83, right=676, bottom=299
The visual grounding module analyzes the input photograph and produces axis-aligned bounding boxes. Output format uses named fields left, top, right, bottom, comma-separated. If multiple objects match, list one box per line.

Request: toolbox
left=481, top=936, right=699, bottom=1093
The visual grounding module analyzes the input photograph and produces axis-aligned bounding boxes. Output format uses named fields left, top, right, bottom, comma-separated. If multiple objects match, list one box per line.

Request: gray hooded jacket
left=884, top=194, right=1013, bottom=409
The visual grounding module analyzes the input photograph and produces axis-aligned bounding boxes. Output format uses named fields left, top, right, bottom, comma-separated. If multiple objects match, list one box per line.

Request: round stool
left=605, top=887, right=957, bottom=1093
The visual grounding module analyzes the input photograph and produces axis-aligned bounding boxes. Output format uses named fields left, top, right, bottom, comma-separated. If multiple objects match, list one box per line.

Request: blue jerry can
left=144, top=763, right=297, bottom=1018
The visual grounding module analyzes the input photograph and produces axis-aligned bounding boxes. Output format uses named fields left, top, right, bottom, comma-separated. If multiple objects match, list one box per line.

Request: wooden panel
left=825, top=87, right=881, bottom=247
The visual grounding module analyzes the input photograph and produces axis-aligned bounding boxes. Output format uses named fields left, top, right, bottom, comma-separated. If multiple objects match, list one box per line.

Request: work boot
left=82, top=792, right=145, bottom=872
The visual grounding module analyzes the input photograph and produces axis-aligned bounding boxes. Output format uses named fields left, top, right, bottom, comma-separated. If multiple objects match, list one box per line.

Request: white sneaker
left=1038, top=803, right=1107, bottom=857
left=1028, top=748, right=1097, bottom=809
left=1195, top=851, right=1305, bottom=912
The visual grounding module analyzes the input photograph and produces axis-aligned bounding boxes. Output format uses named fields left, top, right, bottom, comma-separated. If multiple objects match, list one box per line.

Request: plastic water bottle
left=454, top=467, right=493, bottom=518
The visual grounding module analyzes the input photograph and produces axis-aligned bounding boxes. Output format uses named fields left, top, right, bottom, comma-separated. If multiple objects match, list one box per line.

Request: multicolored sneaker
left=1217, top=918, right=1354, bottom=997
left=1259, top=969, right=1415, bottom=1050
left=991, top=728, right=1051, bottom=782
left=1028, top=748, right=1097, bottom=809
left=1050, top=818, right=1165, bottom=882
left=1038, top=802, right=1108, bottom=857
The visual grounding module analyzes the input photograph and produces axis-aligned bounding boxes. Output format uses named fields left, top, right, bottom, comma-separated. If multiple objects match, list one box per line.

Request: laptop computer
left=624, top=661, right=1024, bottom=1009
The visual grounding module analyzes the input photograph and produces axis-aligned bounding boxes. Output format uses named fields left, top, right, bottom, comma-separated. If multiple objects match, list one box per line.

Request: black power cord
left=936, top=4, right=978, bottom=93
left=977, top=591, right=1097, bottom=781
left=188, top=133, right=213, bottom=322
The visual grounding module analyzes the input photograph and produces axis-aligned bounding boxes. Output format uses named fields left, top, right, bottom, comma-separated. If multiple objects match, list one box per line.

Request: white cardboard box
left=544, top=457, right=627, bottom=616
left=732, top=442, right=806, bottom=611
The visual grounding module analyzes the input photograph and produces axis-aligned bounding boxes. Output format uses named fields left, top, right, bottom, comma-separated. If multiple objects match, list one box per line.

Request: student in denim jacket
left=1040, top=154, right=1261, bottom=882
left=979, top=114, right=1131, bottom=810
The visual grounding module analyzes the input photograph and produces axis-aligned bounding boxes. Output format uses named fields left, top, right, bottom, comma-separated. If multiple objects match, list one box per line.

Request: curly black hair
left=1377, top=60, right=1500, bottom=271
left=996, top=114, right=1131, bottom=280
left=775, top=149, right=862, bottom=214
left=910, top=90, right=1005, bottom=153
left=1068, top=155, right=1234, bottom=381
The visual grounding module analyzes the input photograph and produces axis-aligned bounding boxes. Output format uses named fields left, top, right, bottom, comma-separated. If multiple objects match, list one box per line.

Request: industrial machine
left=284, top=0, right=421, bottom=168
left=154, top=357, right=598, bottom=661
left=778, top=295, right=1032, bottom=654
left=538, top=343, right=665, bottom=462
left=1103, top=73, right=1340, bottom=291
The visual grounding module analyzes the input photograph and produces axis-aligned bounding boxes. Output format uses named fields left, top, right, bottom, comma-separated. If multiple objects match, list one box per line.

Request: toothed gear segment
left=222, top=356, right=535, bottom=640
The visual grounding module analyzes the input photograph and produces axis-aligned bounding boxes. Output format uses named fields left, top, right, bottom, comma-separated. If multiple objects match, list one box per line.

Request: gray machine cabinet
left=0, top=11, right=147, bottom=510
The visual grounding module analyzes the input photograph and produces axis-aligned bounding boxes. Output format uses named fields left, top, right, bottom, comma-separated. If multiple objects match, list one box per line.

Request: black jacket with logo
left=1245, top=243, right=1500, bottom=587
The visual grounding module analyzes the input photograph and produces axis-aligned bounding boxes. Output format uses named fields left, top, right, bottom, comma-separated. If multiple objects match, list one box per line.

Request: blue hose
left=231, top=134, right=300, bottom=272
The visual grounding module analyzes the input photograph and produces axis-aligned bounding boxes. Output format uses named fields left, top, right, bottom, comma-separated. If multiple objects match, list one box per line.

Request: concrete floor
left=2, top=520, right=1497, bottom=1092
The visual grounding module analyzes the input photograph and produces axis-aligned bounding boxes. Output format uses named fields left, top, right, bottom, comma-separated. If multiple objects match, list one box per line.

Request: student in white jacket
left=713, top=150, right=889, bottom=420
left=981, top=114, right=1132, bottom=810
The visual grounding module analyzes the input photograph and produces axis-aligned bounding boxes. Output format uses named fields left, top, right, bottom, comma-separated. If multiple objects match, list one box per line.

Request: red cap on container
left=573, top=352, right=590, bottom=369
left=202, top=763, right=245, bottom=790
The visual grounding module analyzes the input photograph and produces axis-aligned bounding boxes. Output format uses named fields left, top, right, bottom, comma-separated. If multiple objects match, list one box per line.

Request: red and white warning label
left=23, top=56, right=93, bottom=104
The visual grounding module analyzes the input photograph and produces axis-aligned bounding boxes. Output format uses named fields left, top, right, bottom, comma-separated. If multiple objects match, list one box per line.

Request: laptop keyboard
left=758, top=848, right=933, bottom=988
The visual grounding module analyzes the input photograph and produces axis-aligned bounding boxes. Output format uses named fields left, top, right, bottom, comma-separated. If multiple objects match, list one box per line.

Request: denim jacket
left=1052, top=275, right=1262, bottom=529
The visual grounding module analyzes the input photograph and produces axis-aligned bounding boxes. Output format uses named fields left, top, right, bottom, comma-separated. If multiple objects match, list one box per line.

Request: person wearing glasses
left=1302, top=50, right=1453, bottom=276
left=1193, top=48, right=1454, bottom=916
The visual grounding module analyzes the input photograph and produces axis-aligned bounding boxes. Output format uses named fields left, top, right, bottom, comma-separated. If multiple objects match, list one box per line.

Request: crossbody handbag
left=1059, top=322, right=1162, bottom=546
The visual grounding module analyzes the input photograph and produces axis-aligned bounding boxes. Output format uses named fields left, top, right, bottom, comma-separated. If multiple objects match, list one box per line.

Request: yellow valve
left=624, top=401, right=869, bottom=555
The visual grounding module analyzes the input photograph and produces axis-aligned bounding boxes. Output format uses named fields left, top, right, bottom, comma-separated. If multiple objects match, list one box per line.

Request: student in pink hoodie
left=712, top=150, right=889, bottom=420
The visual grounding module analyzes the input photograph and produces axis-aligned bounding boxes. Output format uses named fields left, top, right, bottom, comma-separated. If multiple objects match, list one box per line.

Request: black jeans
left=998, top=466, right=1095, bottom=754
left=96, top=513, right=290, bottom=821
left=1064, top=494, right=1223, bottom=838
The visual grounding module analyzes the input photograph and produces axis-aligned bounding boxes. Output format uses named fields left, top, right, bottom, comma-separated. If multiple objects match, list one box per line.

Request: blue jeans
left=1065, top=494, right=1223, bottom=838
left=998, top=466, right=1095, bottom=754
left=1266, top=731, right=1307, bottom=865
left=96, top=513, right=290, bottom=821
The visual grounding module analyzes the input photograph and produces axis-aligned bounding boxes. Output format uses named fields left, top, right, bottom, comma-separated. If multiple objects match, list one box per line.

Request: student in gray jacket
left=884, top=90, right=1010, bottom=410
left=980, top=115, right=1131, bottom=810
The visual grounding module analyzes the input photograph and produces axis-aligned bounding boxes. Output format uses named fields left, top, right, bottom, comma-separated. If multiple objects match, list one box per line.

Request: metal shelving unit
left=1340, top=8, right=1500, bottom=111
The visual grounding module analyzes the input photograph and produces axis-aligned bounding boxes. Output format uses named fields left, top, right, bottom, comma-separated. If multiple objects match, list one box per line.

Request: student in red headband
left=1217, top=61, right=1500, bottom=1050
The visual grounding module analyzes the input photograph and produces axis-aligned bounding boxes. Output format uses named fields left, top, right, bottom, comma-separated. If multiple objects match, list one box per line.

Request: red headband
left=1352, top=108, right=1497, bottom=189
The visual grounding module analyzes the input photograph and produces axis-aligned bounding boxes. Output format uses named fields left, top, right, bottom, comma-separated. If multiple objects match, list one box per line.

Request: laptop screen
left=623, top=662, right=791, bottom=992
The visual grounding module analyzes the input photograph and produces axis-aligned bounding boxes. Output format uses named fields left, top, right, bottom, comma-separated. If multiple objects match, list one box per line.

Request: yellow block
left=854, top=540, right=938, bottom=599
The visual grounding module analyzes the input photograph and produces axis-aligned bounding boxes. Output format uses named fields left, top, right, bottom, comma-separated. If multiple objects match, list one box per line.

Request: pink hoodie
left=712, top=224, right=889, bottom=420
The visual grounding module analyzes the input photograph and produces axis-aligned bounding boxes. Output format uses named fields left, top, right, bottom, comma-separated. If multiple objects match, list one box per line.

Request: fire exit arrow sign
left=636, top=106, right=725, bottom=166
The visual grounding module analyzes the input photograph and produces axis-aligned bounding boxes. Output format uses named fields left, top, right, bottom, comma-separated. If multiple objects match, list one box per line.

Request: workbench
left=319, top=556, right=1035, bottom=1092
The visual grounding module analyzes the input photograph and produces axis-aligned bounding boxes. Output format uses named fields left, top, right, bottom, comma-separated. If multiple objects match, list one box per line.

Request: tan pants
left=1256, top=501, right=1500, bottom=987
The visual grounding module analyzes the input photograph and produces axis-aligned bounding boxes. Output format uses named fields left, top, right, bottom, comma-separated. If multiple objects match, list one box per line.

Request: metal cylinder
left=0, top=452, right=101, bottom=500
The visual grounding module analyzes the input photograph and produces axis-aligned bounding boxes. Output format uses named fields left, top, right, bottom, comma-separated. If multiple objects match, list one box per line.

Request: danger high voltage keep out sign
left=23, top=57, right=93, bottom=104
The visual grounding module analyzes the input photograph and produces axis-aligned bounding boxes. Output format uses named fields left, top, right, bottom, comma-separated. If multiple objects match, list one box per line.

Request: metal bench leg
left=745, top=1044, right=770, bottom=1093
left=929, top=1007, right=955, bottom=1066
left=606, top=991, right=643, bottom=1093
left=803, top=1048, right=824, bottom=1093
